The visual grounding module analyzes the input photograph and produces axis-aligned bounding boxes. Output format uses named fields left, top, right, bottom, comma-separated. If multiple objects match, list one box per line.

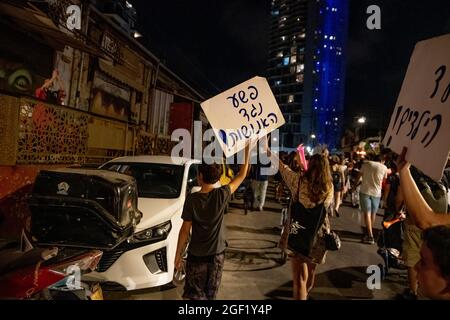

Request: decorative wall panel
left=0, top=95, right=19, bottom=165
left=16, top=98, right=88, bottom=164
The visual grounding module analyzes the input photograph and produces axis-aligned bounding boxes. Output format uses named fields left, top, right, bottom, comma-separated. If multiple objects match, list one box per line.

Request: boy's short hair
left=422, top=225, right=450, bottom=278
left=198, top=162, right=223, bottom=184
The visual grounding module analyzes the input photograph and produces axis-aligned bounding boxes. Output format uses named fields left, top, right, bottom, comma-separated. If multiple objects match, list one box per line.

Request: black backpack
left=287, top=201, right=326, bottom=257
left=332, top=171, right=341, bottom=186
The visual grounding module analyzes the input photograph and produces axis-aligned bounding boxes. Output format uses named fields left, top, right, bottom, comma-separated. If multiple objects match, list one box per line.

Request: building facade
left=0, top=0, right=204, bottom=238
left=268, top=0, right=348, bottom=150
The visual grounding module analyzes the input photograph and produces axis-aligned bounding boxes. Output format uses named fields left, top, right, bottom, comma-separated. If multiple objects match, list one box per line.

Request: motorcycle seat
left=0, top=247, right=49, bottom=276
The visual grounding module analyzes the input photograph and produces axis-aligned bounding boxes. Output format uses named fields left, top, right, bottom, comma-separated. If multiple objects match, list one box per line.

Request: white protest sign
left=200, top=76, right=285, bottom=158
left=383, top=33, right=450, bottom=181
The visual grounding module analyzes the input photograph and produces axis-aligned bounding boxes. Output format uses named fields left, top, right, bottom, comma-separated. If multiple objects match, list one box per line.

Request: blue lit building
left=268, top=0, right=349, bottom=150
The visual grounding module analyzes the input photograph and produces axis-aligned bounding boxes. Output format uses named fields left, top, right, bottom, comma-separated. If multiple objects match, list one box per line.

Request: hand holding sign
left=395, top=147, right=410, bottom=173
left=201, top=76, right=285, bottom=158
left=383, top=33, right=450, bottom=181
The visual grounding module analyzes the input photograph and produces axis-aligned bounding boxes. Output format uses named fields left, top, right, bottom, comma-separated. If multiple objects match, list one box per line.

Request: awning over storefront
left=98, top=58, right=145, bottom=92
left=0, top=2, right=105, bottom=58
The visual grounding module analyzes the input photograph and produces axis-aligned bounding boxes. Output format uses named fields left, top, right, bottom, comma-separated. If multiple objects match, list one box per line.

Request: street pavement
left=104, top=189, right=409, bottom=300
left=216, top=198, right=408, bottom=300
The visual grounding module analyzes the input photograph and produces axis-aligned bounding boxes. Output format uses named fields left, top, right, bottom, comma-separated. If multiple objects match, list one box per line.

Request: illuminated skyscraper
left=268, top=0, right=349, bottom=149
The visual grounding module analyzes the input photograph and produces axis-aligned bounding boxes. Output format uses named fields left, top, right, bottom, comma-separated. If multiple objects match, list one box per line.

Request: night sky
left=132, top=0, right=270, bottom=95
left=345, top=0, right=450, bottom=133
left=131, top=0, right=450, bottom=135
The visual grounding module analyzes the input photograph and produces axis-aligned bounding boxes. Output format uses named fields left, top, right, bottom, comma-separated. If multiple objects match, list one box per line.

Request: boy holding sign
left=174, top=143, right=253, bottom=300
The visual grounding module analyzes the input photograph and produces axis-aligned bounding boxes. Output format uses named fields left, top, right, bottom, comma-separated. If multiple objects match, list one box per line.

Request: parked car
left=83, top=156, right=200, bottom=290
left=26, top=167, right=142, bottom=297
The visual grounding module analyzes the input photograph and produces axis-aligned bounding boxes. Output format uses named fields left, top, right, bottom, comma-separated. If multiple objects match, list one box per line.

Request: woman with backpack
left=330, top=155, right=345, bottom=217
left=267, top=142, right=334, bottom=300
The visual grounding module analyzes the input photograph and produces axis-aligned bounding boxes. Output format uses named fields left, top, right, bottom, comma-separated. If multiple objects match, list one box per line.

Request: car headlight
left=130, top=221, right=172, bottom=243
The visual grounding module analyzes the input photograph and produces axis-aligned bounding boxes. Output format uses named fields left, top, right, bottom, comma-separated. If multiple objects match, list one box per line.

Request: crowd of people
left=174, top=137, right=450, bottom=301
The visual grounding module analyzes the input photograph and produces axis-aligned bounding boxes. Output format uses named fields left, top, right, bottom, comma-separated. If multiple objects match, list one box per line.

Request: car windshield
left=101, top=162, right=184, bottom=199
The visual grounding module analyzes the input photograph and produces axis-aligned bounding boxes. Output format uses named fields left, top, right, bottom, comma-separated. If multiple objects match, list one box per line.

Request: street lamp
left=356, top=116, right=366, bottom=140
left=309, top=134, right=317, bottom=149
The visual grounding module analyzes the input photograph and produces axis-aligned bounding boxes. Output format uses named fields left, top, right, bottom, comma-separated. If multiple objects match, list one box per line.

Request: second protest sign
left=383, top=33, right=450, bottom=181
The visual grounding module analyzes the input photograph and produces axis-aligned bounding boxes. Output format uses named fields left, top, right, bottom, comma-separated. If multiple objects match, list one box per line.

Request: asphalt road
left=104, top=193, right=409, bottom=300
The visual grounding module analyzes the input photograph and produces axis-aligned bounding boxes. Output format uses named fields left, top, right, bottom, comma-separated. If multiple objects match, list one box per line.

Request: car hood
left=135, top=197, right=183, bottom=231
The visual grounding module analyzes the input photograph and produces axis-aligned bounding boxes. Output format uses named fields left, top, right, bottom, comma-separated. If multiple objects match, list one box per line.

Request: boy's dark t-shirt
left=182, top=185, right=231, bottom=257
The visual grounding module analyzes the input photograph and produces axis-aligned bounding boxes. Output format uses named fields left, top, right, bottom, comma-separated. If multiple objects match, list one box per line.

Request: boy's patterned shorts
left=183, top=253, right=225, bottom=300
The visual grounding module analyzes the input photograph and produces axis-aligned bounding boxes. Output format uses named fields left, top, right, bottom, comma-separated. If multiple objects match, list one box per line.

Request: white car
left=83, top=156, right=200, bottom=290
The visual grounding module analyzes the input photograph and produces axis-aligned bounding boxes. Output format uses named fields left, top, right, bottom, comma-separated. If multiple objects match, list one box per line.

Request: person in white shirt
left=355, top=153, right=388, bottom=244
